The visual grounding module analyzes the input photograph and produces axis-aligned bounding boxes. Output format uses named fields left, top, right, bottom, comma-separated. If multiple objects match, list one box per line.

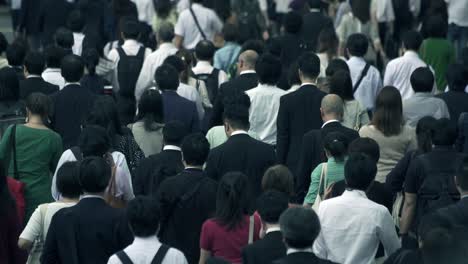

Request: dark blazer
left=157, top=168, right=217, bottom=264
left=301, top=11, right=334, bottom=52
left=242, top=231, right=286, bottom=264
left=19, top=0, right=42, bottom=34
left=162, top=91, right=200, bottom=133
left=38, top=0, right=73, bottom=46
left=274, top=252, right=338, bottom=264
left=19, top=77, right=59, bottom=99
left=436, top=91, right=468, bottom=124
left=52, top=84, right=95, bottom=149
left=41, top=197, right=133, bottom=264
left=133, top=148, right=184, bottom=196
left=294, top=121, right=359, bottom=203
left=277, top=84, right=326, bottom=175
left=205, top=133, right=276, bottom=201
left=211, top=72, right=258, bottom=127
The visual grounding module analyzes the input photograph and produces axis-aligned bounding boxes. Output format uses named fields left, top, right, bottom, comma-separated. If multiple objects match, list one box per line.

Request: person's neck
left=322, top=115, right=340, bottom=123
left=60, top=197, right=79, bottom=203
left=264, top=223, right=281, bottom=233
left=26, top=115, right=45, bottom=126
left=301, top=78, right=316, bottom=85
left=82, top=192, right=105, bottom=198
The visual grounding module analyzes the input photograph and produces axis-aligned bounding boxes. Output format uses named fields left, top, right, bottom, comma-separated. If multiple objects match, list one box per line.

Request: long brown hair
left=371, top=86, right=404, bottom=136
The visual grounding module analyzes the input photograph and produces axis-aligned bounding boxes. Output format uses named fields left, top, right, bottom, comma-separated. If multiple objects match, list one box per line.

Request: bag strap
left=189, top=7, right=207, bottom=40
left=38, top=204, right=49, bottom=241
left=322, top=163, right=329, bottom=192
left=248, top=215, right=254, bottom=244
left=116, top=47, right=126, bottom=59
left=10, top=124, right=18, bottom=179
left=116, top=251, right=133, bottom=264
left=151, top=244, right=170, bottom=264
left=353, top=63, right=371, bottom=93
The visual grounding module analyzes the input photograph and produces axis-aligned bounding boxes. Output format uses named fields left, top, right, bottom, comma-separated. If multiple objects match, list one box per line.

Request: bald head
left=321, top=94, right=344, bottom=121
left=239, top=50, right=258, bottom=71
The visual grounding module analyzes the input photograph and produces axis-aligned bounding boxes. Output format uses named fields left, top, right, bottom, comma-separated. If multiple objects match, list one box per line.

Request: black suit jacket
left=133, top=148, right=184, bottom=196
left=211, top=72, right=258, bottom=127
left=277, top=85, right=326, bottom=175
left=301, top=11, right=334, bottom=52
left=242, top=231, right=286, bottom=264
left=436, top=91, right=468, bottom=124
left=295, top=121, right=359, bottom=203
left=162, top=91, right=200, bottom=133
left=274, top=252, right=338, bottom=264
left=52, top=84, right=95, bottom=149
left=205, top=134, right=276, bottom=201
left=19, top=0, right=42, bottom=34
left=19, top=77, right=59, bottom=99
left=41, top=198, right=133, bottom=264
left=38, top=0, right=73, bottom=46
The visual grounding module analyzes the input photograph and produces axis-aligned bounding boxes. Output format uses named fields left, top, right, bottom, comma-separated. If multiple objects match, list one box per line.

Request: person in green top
left=0, top=93, right=63, bottom=223
left=419, top=16, right=456, bottom=92
left=304, top=132, right=349, bottom=206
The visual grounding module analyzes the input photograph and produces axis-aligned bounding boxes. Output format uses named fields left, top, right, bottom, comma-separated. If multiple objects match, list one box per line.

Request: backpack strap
left=353, top=63, right=371, bottom=93
left=151, top=244, right=170, bottom=264
left=70, top=146, right=83, bottom=161
left=116, top=251, right=133, bottom=264
left=135, top=46, right=146, bottom=60
left=189, top=7, right=207, bottom=40
left=116, top=47, right=126, bottom=59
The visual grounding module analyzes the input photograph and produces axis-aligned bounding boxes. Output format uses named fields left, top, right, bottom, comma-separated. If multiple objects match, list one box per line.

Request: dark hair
left=155, top=64, right=179, bottom=91
left=163, top=55, right=185, bottom=73
left=26, top=93, right=51, bottom=118
left=0, top=67, right=20, bottom=101
left=324, top=132, right=348, bottom=162
left=6, top=43, right=26, bottom=66
left=345, top=152, right=377, bottom=190
left=410, top=67, right=434, bottom=93
left=85, top=96, right=123, bottom=145
left=241, top=39, right=264, bottom=55
left=256, top=53, right=282, bottom=85
left=326, top=59, right=350, bottom=77
left=175, top=49, right=195, bottom=83
left=61, top=54, right=84, bottom=82
left=79, top=156, right=111, bottom=193
left=81, top=48, right=99, bottom=76
left=136, top=89, right=164, bottom=131
left=425, top=15, right=448, bottom=38
left=421, top=225, right=466, bottom=264
left=318, top=28, right=339, bottom=62
left=346, top=33, right=369, bottom=57
left=446, top=64, right=468, bottom=92
left=280, top=207, right=321, bottom=249
left=288, top=62, right=301, bottom=87
left=348, top=137, right=380, bottom=163
left=457, top=156, right=468, bottom=191
left=195, top=40, right=216, bottom=61
left=24, top=52, right=46, bottom=75
left=181, top=133, right=210, bottom=166
left=55, top=27, right=74, bottom=49
left=44, top=45, right=65, bottom=68
left=264, top=37, right=282, bottom=57
left=372, top=86, right=403, bottom=136
left=416, top=116, right=437, bottom=154
left=329, top=70, right=354, bottom=100
left=223, top=23, right=239, bottom=43
left=432, top=118, right=457, bottom=146
left=56, top=162, right=82, bottom=198
left=262, top=165, right=294, bottom=196
left=163, top=121, right=187, bottom=146
left=127, top=196, right=161, bottom=237
left=157, top=22, right=175, bottom=43
left=153, top=0, right=173, bottom=18
left=284, top=11, right=302, bottom=34
left=67, top=10, right=85, bottom=32
left=0, top=33, right=8, bottom=54
left=350, top=0, right=371, bottom=23
left=215, top=172, right=250, bottom=230
left=297, top=52, right=321, bottom=79
left=257, top=190, right=289, bottom=224
left=223, top=97, right=250, bottom=130
left=308, top=0, right=322, bottom=9
left=0, top=159, right=15, bottom=214
left=78, top=125, right=111, bottom=157
left=121, top=19, right=140, bottom=39
left=402, top=30, right=423, bottom=51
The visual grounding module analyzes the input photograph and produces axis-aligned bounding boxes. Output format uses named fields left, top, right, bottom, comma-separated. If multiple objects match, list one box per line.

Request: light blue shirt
left=213, top=42, right=241, bottom=74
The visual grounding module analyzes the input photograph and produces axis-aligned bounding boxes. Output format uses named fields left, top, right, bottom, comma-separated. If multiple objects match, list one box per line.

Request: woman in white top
left=18, top=162, right=80, bottom=260
left=317, top=28, right=341, bottom=78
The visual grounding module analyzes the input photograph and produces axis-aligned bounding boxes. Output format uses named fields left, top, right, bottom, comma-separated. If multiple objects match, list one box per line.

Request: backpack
left=0, top=105, right=25, bottom=139
left=235, top=0, right=264, bottom=41
left=194, top=68, right=220, bottom=105
left=117, top=46, right=145, bottom=98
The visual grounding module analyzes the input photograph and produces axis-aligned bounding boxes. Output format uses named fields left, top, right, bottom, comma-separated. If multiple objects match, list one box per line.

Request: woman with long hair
left=317, top=28, right=340, bottom=77
left=359, top=86, right=417, bottom=183
left=80, top=48, right=110, bottom=95
left=199, top=172, right=261, bottom=264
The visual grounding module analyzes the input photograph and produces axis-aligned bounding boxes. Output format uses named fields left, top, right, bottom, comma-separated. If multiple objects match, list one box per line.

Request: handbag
left=6, top=124, right=26, bottom=223
left=26, top=204, right=48, bottom=264
left=312, top=163, right=328, bottom=211
left=104, top=153, right=127, bottom=209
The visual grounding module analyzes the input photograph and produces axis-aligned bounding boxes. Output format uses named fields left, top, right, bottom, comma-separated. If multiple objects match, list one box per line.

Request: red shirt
left=200, top=214, right=261, bottom=263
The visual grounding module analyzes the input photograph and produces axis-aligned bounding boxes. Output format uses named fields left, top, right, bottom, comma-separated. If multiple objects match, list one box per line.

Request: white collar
left=310, top=8, right=321, bottom=12
left=287, top=247, right=313, bottom=255
left=44, top=68, right=61, bottom=73
left=404, top=50, right=420, bottom=58
left=321, top=120, right=340, bottom=128
left=342, top=189, right=368, bottom=198
left=195, top=60, right=212, bottom=68
left=163, top=145, right=181, bottom=151
left=240, top=70, right=256, bottom=75
left=300, top=82, right=317, bottom=87
left=231, top=130, right=248, bottom=136
left=348, top=56, right=365, bottom=63
left=80, top=194, right=104, bottom=200
left=265, top=226, right=281, bottom=234
left=123, top=39, right=141, bottom=46
left=64, top=82, right=81, bottom=86
left=27, top=74, right=41, bottom=79
left=133, top=235, right=160, bottom=245
left=158, top=42, right=176, bottom=50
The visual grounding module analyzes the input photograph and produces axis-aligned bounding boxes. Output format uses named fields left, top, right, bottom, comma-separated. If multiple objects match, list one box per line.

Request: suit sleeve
left=210, top=85, right=225, bottom=128
left=294, top=133, right=317, bottom=203
left=133, top=159, right=150, bottom=196
left=276, top=97, right=289, bottom=165
left=41, top=215, right=60, bottom=264
left=204, top=152, right=219, bottom=181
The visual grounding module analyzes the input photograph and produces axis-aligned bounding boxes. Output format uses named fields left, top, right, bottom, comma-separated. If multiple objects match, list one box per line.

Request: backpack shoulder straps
left=151, top=244, right=170, bottom=264
left=116, top=47, right=126, bottom=58
left=353, top=63, right=371, bottom=93
left=116, top=251, right=133, bottom=264
left=135, top=46, right=146, bottom=60
left=189, top=7, right=207, bottom=40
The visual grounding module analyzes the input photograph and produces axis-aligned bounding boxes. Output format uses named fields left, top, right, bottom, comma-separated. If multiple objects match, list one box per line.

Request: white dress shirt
left=314, top=190, right=400, bottom=264
left=42, top=68, right=65, bottom=90
left=135, top=43, right=178, bottom=101
left=403, top=93, right=450, bottom=127
left=384, top=51, right=436, bottom=100
left=371, top=0, right=395, bottom=23
left=174, top=3, right=223, bottom=50
left=131, top=0, right=156, bottom=26
left=108, top=39, right=152, bottom=93
left=347, top=56, right=382, bottom=110
left=51, top=150, right=135, bottom=202
left=446, top=0, right=468, bottom=27
left=246, top=84, right=287, bottom=145
left=72, top=32, right=85, bottom=56
left=274, top=0, right=293, bottom=13
left=177, top=82, right=205, bottom=120
left=107, top=235, right=188, bottom=264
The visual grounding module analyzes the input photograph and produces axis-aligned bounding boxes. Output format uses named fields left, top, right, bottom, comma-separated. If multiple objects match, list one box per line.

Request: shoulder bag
left=6, top=124, right=26, bottom=222
left=189, top=7, right=207, bottom=40
left=26, top=204, right=49, bottom=264
left=312, top=163, right=328, bottom=211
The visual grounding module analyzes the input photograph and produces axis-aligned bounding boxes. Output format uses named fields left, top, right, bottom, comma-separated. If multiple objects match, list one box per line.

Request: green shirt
left=304, top=157, right=346, bottom=205
left=419, top=38, right=456, bottom=91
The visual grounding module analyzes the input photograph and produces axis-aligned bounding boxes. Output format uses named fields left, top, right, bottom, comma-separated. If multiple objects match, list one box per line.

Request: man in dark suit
left=41, top=157, right=133, bottom=264
left=18, top=0, right=43, bottom=50
left=134, top=121, right=187, bottom=196
left=301, top=0, right=334, bottom=52
left=211, top=49, right=259, bottom=127
left=6, top=42, right=26, bottom=81
left=20, top=52, right=59, bottom=99
left=243, top=191, right=289, bottom=264
left=38, top=0, right=73, bottom=47
left=157, top=134, right=217, bottom=264
left=52, top=54, right=95, bottom=149
left=157, top=64, right=200, bottom=133
left=436, top=64, right=468, bottom=124
left=277, top=52, right=326, bottom=176
left=274, top=207, right=337, bottom=264
left=205, top=94, right=276, bottom=200
left=295, top=94, right=359, bottom=203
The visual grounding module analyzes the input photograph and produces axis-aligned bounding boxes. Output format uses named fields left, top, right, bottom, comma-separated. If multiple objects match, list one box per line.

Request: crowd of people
left=0, top=0, right=468, bottom=263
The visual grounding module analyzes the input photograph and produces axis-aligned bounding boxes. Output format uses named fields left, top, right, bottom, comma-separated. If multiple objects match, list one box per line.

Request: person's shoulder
left=304, top=128, right=321, bottom=139
left=166, top=246, right=187, bottom=260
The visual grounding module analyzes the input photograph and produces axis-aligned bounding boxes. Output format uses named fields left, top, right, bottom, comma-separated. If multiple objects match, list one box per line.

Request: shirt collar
left=65, top=82, right=81, bottom=86
left=195, top=60, right=212, bottom=68
left=301, top=82, right=317, bottom=87
left=321, top=120, right=340, bottom=128
left=44, top=68, right=61, bottom=73
left=240, top=70, right=256, bottom=75
left=123, top=39, right=141, bottom=47
left=404, top=50, right=420, bottom=58
left=158, top=42, right=176, bottom=50
left=257, top=83, right=279, bottom=89
left=27, top=74, right=41, bottom=79
left=133, top=235, right=160, bottom=246
left=265, top=226, right=281, bottom=234
left=231, top=130, right=248, bottom=136
left=310, top=8, right=321, bottom=12
left=348, top=56, right=365, bottom=63
left=287, top=247, right=313, bottom=255
left=163, top=145, right=181, bottom=151
left=413, top=92, right=433, bottom=98
left=342, top=189, right=368, bottom=199
left=80, top=194, right=105, bottom=200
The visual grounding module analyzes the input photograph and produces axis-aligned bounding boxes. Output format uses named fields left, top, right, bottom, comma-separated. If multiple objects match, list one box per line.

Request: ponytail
left=324, top=132, right=349, bottom=162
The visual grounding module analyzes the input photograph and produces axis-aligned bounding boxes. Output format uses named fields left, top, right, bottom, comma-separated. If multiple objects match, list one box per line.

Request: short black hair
left=325, top=59, right=350, bottom=77
left=24, top=52, right=46, bottom=75
left=163, top=55, right=185, bottom=73
left=55, top=27, right=74, bottom=49
left=0, top=67, right=19, bottom=101
left=25, top=93, right=51, bottom=118
left=181, top=133, right=210, bottom=166
left=79, top=156, right=111, bottom=194
left=56, top=161, right=82, bottom=198
left=283, top=11, right=302, bottom=34
left=446, top=64, right=468, bottom=92
left=195, top=40, right=216, bottom=61
left=241, top=39, right=264, bottom=55
left=163, top=121, right=188, bottom=146
left=426, top=15, right=448, bottom=38
left=432, top=118, right=457, bottom=146
left=345, top=152, right=377, bottom=190
left=155, top=64, right=179, bottom=90
left=280, top=207, right=321, bottom=249
left=0, top=32, right=8, bottom=54
left=78, top=125, right=111, bottom=157
left=127, top=197, right=161, bottom=237
left=323, top=132, right=349, bottom=162
left=257, top=190, right=289, bottom=224
left=457, top=156, right=468, bottom=192
left=6, top=43, right=26, bottom=66
left=44, top=45, right=65, bottom=68
left=329, top=70, right=354, bottom=100
left=223, top=23, right=239, bottom=43
left=67, top=10, right=85, bottom=33
left=121, top=19, right=140, bottom=39
left=410, top=67, right=434, bottom=93
left=298, top=52, right=321, bottom=79
left=223, top=92, right=251, bottom=130
left=402, top=30, right=423, bottom=51
left=61, top=54, right=84, bottom=82
left=346, top=33, right=369, bottom=57
left=157, top=22, right=175, bottom=43
left=256, top=53, right=282, bottom=85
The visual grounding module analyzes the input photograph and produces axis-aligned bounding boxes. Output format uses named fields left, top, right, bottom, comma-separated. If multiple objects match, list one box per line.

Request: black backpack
left=116, top=46, right=145, bottom=98
left=235, top=0, right=264, bottom=41
left=194, top=68, right=220, bottom=105
left=0, top=105, right=25, bottom=139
